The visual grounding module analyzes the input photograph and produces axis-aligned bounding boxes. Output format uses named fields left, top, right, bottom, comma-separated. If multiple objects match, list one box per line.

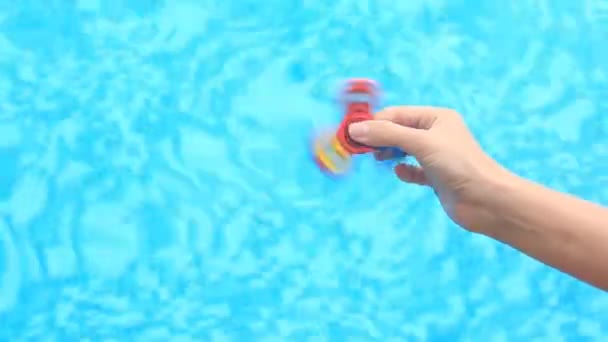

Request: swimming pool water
left=1, top=0, right=607, bottom=340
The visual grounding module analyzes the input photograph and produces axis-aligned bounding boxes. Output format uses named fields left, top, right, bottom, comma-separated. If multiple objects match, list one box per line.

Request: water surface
left=1, top=0, right=607, bottom=340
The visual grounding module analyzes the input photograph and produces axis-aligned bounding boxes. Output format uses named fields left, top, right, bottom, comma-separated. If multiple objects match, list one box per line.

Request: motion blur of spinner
left=1, top=0, right=607, bottom=340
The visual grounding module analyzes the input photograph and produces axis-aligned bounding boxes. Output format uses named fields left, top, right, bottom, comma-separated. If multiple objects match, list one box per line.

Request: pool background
left=1, top=0, right=607, bottom=340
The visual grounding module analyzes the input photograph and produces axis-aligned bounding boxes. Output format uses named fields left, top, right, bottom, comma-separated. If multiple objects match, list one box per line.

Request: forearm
left=474, top=172, right=608, bottom=291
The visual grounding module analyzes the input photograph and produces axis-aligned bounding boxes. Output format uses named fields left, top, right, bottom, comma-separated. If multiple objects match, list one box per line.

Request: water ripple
left=0, top=0, right=607, bottom=340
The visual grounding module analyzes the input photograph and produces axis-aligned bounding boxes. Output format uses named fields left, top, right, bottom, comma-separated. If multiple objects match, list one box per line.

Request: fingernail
left=348, top=122, right=369, bottom=141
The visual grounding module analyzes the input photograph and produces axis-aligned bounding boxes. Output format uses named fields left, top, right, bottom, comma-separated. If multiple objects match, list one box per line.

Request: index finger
left=374, top=106, right=442, bottom=130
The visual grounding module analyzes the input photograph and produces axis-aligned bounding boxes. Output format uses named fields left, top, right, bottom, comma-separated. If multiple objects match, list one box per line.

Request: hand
left=348, top=106, right=511, bottom=231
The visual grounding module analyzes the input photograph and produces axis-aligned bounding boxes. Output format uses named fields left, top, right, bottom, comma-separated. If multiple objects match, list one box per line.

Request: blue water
left=1, top=0, right=607, bottom=340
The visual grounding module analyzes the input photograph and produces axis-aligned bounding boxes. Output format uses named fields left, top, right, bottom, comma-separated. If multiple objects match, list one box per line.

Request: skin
left=348, top=106, right=608, bottom=291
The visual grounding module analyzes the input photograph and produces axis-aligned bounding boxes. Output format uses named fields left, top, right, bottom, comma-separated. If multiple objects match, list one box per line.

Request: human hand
left=347, top=106, right=511, bottom=231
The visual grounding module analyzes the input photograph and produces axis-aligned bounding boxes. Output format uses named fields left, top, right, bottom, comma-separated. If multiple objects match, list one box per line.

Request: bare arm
left=472, top=172, right=608, bottom=290
left=348, top=106, right=608, bottom=290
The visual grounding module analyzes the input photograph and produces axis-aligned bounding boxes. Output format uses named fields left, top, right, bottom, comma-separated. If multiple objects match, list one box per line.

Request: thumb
left=348, top=120, right=431, bottom=157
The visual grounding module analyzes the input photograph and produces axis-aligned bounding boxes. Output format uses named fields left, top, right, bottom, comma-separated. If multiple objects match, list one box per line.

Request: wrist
left=456, top=166, right=522, bottom=235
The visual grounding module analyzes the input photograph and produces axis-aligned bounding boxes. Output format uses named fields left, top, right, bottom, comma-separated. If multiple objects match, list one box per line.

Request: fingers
left=348, top=120, right=432, bottom=157
left=394, top=163, right=428, bottom=185
left=374, top=106, right=442, bottom=130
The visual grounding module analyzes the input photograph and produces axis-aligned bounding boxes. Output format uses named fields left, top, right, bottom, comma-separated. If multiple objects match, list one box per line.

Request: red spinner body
left=335, top=79, right=377, bottom=154
left=312, top=79, right=378, bottom=174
